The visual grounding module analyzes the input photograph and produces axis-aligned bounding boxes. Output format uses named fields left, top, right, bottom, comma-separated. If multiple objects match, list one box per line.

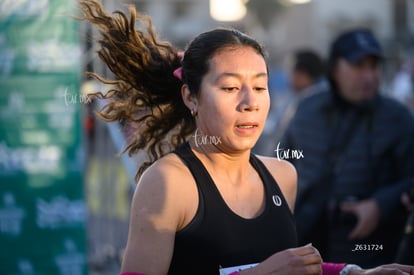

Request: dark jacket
left=281, top=90, right=414, bottom=266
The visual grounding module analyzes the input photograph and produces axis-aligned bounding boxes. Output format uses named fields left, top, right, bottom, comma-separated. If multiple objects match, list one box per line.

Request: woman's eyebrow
left=215, top=72, right=268, bottom=82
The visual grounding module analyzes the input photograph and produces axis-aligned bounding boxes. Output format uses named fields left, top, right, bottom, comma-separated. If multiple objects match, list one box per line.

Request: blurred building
left=92, top=0, right=414, bottom=64
left=268, top=0, right=414, bottom=81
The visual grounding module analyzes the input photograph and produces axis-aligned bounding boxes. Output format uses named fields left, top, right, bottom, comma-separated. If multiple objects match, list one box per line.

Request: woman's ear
left=181, top=84, right=198, bottom=113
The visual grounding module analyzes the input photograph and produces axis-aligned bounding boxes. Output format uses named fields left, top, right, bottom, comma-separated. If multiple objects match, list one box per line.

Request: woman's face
left=194, top=46, right=270, bottom=153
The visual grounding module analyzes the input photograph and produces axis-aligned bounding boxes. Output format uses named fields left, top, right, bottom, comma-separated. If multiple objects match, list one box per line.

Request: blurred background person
left=280, top=28, right=414, bottom=267
left=388, top=60, right=414, bottom=112
left=290, top=49, right=328, bottom=94
left=254, top=49, right=328, bottom=156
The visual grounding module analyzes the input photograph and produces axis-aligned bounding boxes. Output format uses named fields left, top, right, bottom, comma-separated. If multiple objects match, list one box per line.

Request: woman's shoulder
left=256, top=155, right=297, bottom=178
left=133, top=152, right=198, bottom=230
left=138, top=152, right=193, bottom=189
left=255, top=155, right=297, bottom=212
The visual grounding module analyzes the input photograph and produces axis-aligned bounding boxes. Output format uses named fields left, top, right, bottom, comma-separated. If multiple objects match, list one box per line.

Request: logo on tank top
left=272, top=195, right=282, bottom=206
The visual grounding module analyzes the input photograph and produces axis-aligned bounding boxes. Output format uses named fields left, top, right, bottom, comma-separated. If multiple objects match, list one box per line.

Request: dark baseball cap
left=329, top=28, right=383, bottom=63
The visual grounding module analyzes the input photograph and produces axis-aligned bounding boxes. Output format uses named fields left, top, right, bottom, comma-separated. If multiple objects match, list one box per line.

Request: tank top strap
left=173, top=142, right=217, bottom=193
left=249, top=154, right=292, bottom=214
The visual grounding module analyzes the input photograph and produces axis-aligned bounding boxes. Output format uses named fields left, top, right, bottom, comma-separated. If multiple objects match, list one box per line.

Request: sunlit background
left=1, top=0, right=414, bottom=274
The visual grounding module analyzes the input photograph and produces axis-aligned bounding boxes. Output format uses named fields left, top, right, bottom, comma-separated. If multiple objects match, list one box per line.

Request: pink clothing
left=322, top=262, right=347, bottom=275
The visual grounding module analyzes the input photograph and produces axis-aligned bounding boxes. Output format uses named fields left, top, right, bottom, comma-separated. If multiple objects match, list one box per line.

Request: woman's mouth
left=235, top=123, right=259, bottom=134
left=236, top=125, right=256, bottom=129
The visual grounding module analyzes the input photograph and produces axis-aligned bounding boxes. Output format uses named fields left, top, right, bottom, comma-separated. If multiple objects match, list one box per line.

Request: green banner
left=0, top=0, right=87, bottom=274
left=0, top=75, right=82, bottom=148
left=0, top=0, right=81, bottom=75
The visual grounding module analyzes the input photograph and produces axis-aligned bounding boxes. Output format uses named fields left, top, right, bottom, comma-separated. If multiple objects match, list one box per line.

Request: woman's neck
left=188, top=139, right=252, bottom=186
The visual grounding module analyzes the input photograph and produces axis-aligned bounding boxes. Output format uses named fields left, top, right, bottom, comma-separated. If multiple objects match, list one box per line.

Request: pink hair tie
left=173, top=67, right=183, bottom=81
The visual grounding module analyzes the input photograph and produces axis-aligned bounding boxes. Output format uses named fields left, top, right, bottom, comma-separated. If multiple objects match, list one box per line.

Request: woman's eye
left=222, top=87, right=239, bottom=92
left=255, top=87, right=268, bottom=92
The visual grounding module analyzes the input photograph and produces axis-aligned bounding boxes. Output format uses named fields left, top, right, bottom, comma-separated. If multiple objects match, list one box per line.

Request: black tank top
left=168, top=142, right=298, bottom=275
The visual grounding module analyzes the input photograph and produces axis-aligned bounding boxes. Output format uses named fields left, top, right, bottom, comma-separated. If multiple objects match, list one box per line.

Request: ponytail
left=78, top=0, right=195, bottom=181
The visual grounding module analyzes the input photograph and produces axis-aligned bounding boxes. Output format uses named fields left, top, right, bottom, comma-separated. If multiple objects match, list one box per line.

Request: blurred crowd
left=253, top=28, right=414, bottom=266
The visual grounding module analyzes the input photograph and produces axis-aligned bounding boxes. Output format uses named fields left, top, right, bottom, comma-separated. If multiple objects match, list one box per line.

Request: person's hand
left=177, top=51, right=184, bottom=60
left=401, top=192, right=414, bottom=212
left=240, top=243, right=322, bottom=275
left=340, top=199, right=380, bottom=240
left=349, top=263, right=414, bottom=274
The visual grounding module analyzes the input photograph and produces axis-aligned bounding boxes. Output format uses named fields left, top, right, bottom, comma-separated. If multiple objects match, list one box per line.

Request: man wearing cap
left=280, top=28, right=414, bottom=267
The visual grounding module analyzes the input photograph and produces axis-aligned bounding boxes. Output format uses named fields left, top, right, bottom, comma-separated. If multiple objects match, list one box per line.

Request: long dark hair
left=78, top=0, right=267, bottom=181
